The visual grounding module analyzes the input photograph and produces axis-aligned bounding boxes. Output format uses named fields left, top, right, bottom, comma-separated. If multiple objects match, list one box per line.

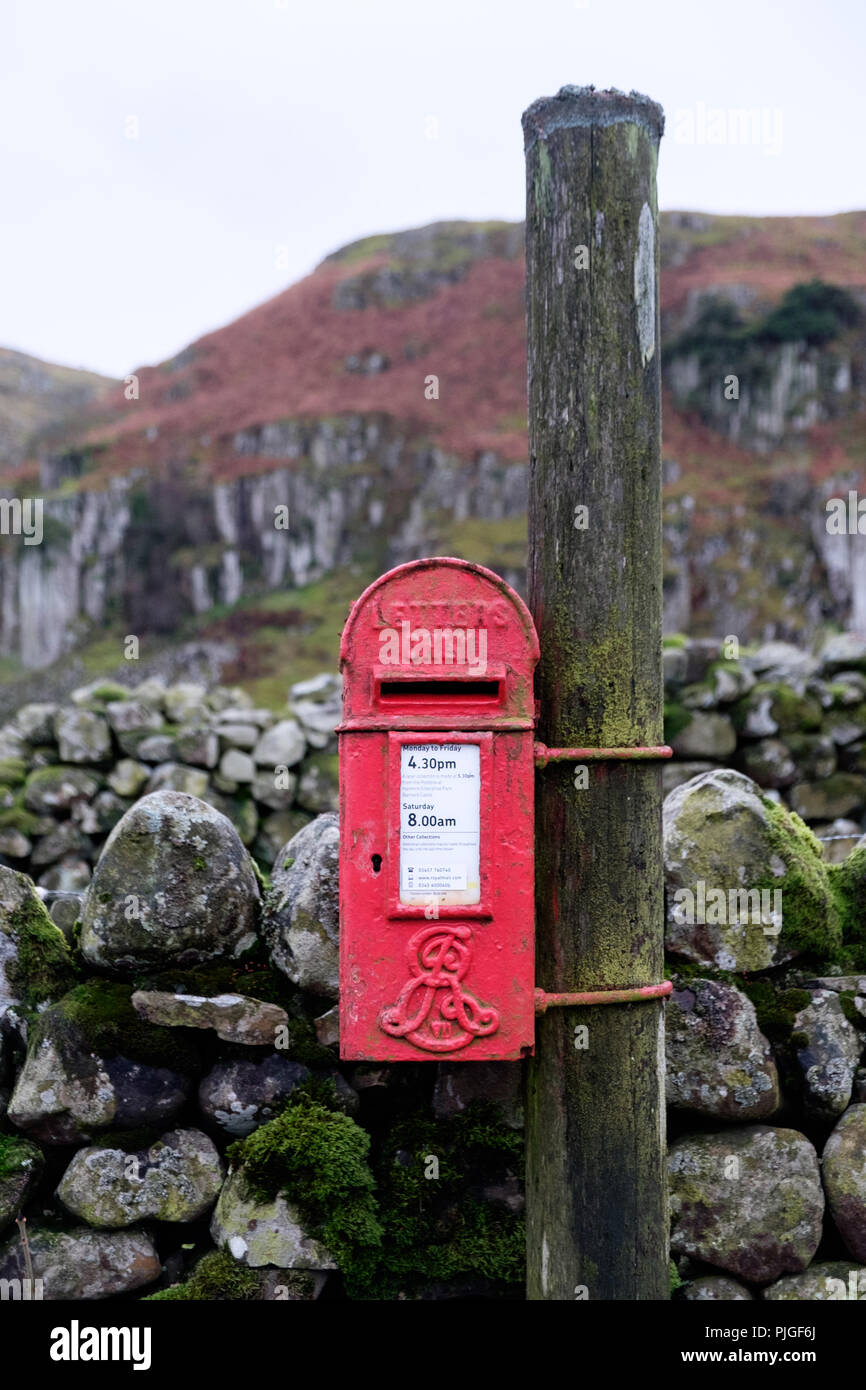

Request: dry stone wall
left=0, top=646, right=865, bottom=1299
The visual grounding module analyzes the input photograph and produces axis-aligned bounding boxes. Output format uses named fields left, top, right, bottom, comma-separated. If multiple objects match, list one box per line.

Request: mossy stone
left=79, top=791, right=261, bottom=974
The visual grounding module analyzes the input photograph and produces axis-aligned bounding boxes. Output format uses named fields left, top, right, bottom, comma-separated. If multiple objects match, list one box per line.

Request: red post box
left=338, top=557, right=539, bottom=1061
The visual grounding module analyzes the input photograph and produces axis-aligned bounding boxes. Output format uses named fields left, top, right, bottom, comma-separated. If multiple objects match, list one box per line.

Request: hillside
left=1, top=211, right=865, bottom=700
left=0, top=347, right=116, bottom=472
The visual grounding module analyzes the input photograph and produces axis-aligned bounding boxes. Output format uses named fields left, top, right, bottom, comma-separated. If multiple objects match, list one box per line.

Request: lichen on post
left=523, top=85, right=668, bottom=1300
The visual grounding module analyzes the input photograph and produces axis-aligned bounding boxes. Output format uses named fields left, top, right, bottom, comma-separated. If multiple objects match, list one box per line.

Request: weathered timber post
left=523, top=86, right=668, bottom=1300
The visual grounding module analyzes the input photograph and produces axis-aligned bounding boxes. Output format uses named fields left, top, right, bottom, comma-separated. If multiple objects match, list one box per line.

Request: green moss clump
left=4, top=883, right=78, bottom=1010
left=360, top=1101, right=525, bottom=1300
left=0, top=758, right=27, bottom=787
left=227, top=1094, right=381, bottom=1278
left=87, top=682, right=131, bottom=704
left=663, top=634, right=687, bottom=649
left=0, top=796, right=45, bottom=837
left=143, top=1250, right=261, bottom=1302
left=839, top=991, right=864, bottom=1030
left=0, top=1133, right=42, bottom=1180
left=278, top=1013, right=335, bottom=1069
left=250, top=857, right=270, bottom=895
left=740, top=979, right=811, bottom=1045
left=758, top=798, right=840, bottom=960
left=828, top=849, right=866, bottom=964
left=44, top=979, right=201, bottom=1073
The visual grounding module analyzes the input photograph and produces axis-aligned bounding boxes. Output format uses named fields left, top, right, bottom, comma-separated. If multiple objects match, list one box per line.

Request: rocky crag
left=2, top=214, right=865, bottom=692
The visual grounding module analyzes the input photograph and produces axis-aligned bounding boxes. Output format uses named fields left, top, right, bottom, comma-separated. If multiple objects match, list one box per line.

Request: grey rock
left=55, top=708, right=111, bottom=763
left=164, top=683, right=208, bottom=723
left=215, top=707, right=274, bottom=729
left=0, top=727, right=27, bottom=760
left=0, top=1224, right=160, bottom=1299
left=219, top=749, right=255, bottom=784
left=14, top=703, right=58, bottom=744
left=253, top=719, right=306, bottom=769
left=820, top=633, right=866, bottom=674
left=254, top=811, right=311, bottom=867
left=8, top=999, right=194, bottom=1145
left=135, top=734, right=178, bottom=764
left=57, top=1128, right=224, bottom=1227
left=783, top=732, right=837, bottom=780
left=666, top=978, right=780, bottom=1121
left=174, top=725, right=219, bottom=769
left=80, top=791, right=260, bottom=973
left=747, top=642, right=819, bottom=681
left=105, top=700, right=162, bottom=736
left=0, top=829, right=30, bottom=859
left=738, top=739, right=797, bottom=789
left=663, top=645, right=687, bottom=688
left=48, top=893, right=82, bottom=940
left=130, top=676, right=167, bottom=711
left=132, top=990, right=288, bottom=1046
left=251, top=768, right=298, bottom=811
left=824, top=710, right=866, bottom=746
left=198, top=1055, right=310, bottom=1138
left=0, top=1137, right=42, bottom=1234
left=670, top=712, right=737, bottom=759
left=218, top=723, right=259, bottom=751
left=789, top=775, right=866, bottom=821
left=73, top=789, right=129, bottom=835
left=762, top=1262, right=866, bottom=1300
left=793, top=990, right=861, bottom=1120
left=24, top=766, right=100, bottom=813
left=822, top=1104, right=866, bottom=1261
left=211, top=1167, right=336, bottom=1269
left=0, top=866, right=74, bottom=1019
left=38, top=857, right=91, bottom=891
left=669, top=1125, right=824, bottom=1283
left=296, top=753, right=339, bottom=814
left=107, top=758, right=150, bottom=797
left=739, top=692, right=779, bottom=738
left=663, top=761, right=714, bottom=797
left=146, top=762, right=211, bottom=799
left=712, top=664, right=755, bottom=704
left=314, top=1005, right=340, bottom=1049
left=263, top=814, right=339, bottom=998
left=207, top=686, right=253, bottom=712
left=31, top=821, right=91, bottom=867
left=664, top=768, right=837, bottom=971
left=681, top=1275, right=754, bottom=1300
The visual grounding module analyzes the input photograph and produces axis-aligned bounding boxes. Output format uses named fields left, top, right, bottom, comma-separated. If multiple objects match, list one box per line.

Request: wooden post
left=523, top=86, right=668, bottom=1300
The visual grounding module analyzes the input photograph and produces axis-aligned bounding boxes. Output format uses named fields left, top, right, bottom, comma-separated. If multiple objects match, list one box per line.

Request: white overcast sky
left=3, top=0, right=864, bottom=378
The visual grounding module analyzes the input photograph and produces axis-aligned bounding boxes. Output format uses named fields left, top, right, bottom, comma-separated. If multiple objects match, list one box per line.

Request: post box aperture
left=338, top=557, right=539, bottom=1061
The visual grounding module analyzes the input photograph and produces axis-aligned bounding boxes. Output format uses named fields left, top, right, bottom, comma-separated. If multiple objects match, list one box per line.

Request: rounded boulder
left=79, top=792, right=260, bottom=973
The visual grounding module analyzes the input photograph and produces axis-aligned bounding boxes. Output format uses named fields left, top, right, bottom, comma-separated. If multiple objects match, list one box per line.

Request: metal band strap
left=535, top=982, right=673, bottom=1013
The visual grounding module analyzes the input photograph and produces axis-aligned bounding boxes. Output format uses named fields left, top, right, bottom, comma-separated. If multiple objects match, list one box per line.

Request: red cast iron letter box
left=338, top=557, right=540, bottom=1061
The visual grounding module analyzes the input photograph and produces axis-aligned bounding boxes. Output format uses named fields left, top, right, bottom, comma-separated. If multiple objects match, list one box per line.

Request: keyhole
left=371, top=854, right=382, bottom=874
